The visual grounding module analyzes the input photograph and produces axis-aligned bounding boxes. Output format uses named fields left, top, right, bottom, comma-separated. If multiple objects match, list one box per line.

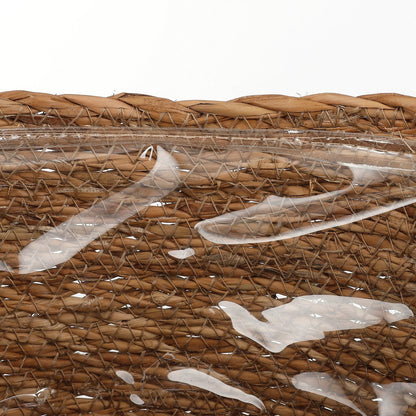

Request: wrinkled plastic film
left=219, top=296, right=413, bottom=353
left=0, top=128, right=415, bottom=415
left=18, top=146, right=180, bottom=273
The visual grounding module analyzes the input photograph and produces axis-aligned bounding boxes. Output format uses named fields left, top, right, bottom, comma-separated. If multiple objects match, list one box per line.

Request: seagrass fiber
left=0, top=91, right=416, bottom=416
left=0, top=90, right=415, bottom=135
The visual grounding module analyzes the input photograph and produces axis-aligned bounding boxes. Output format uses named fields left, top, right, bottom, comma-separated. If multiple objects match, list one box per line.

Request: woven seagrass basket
left=1, top=91, right=416, bottom=416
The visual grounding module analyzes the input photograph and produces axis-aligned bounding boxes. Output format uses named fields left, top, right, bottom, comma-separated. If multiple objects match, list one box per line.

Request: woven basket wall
left=1, top=91, right=416, bottom=416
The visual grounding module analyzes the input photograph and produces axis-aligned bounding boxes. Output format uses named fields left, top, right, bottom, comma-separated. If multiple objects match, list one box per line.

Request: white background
left=1, top=0, right=415, bottom=101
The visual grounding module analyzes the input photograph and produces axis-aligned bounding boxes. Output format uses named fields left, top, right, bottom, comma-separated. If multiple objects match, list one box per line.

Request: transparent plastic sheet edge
left=0, top=127, right=415, bottom=415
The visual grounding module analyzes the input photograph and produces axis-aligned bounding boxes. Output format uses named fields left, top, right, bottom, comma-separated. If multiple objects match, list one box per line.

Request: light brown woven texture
left=0, top=90, right=415, bottom=134
left=0, top=91, right=416, bottom=416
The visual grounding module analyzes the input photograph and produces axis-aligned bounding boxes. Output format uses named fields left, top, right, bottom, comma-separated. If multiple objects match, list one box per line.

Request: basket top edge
left=1, top=90, right=415, bottom=135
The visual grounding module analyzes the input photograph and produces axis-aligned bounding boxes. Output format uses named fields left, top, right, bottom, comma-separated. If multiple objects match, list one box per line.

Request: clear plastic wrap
left=0, top=127, right=415, bottom=415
